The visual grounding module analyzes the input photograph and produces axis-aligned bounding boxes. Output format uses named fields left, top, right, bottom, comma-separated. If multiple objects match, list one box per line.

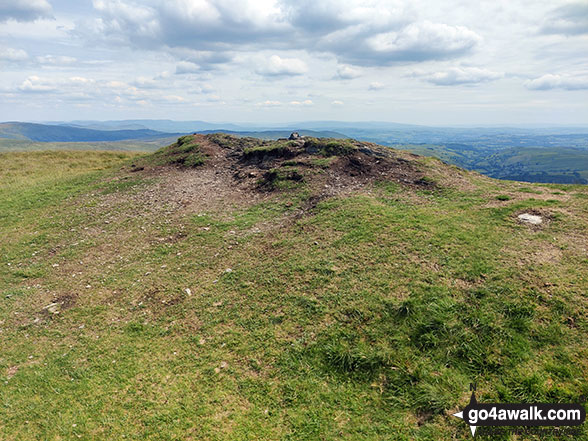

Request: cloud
left=368, top=81, right=385, bottom=91
left=18, top=76, right=58, bottom=93
left=37, top=55, right=77, bottom=65
left=171, top=49, right=234, bottom=71
left=161, top=95, right=185, bottom=103
left=256, top=100, right=282, bottom=106
left=290, top=99, right=313, bottom=106
left=80, top=0, right=481, bottom=68
left=256, top=55, right=308, bottom=77
left=541, top=2, right=588, bottom=36
left=335, top=65, right=361, bottom=79
left=524, top=74, right=588, bottom=91
left=175, top=61, right=201, bottom=74
left=0, top=0, right=52, bottom=22
left=419, top=67, right=503, bottom=85
left=354, top=21, right=482, bottom=65
left=331, top=100, right=344, bottom=105
left=0, top=47, right=28, bottom=61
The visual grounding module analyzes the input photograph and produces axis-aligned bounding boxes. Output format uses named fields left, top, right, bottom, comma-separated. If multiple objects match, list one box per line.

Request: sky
left=0, top=0, right=587, bottom=126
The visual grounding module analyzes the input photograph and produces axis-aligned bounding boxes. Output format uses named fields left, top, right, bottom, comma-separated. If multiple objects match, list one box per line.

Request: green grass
left=141, top=135, right=206, bottom=168
left=0, top=149, right=587, bottom=440
left=0, top=137, right=174, bottom=153
left=302, top=137, right=357, bottom=156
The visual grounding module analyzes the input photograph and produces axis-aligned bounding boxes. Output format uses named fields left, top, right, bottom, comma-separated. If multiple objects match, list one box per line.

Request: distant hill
left=196, top=129, right=348, bottom=140
left=0, top=122, right=176, bottom=142
left=399, top=144, right=588, bottom=184
left=46, top=119, right=246, bottom=133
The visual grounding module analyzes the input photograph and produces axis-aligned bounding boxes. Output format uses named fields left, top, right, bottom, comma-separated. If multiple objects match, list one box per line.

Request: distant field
left=0, top=138, right=173, bottom=153
left=397, top=144, right=588, bottom=184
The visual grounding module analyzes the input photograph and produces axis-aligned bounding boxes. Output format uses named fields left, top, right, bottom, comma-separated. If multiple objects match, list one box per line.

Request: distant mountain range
left=0, top=122, right=175, bottom=143
left=0, top=121, right=346, bottom=143
left=3, top=119, right=588, bottom=184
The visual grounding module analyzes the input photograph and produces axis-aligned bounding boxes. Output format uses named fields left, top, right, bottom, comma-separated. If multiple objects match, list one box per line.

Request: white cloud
left=420, top=67, right=503, bottom=86
left=37, top=55, right=77, bottom=65
left=524, top=74, right=588, bottom=91
left=161, top=95, right=185, bottom=102
left=18, top=76, right=57, bottom=93
left=290, top=100, right=313, bottom=106
left=256, top=100, right=282, bottom=106
left=368, top=82, right=385, bottom=91
left=363, top=21, right=481, bottom=64
left=335, top=65, right=361, bottom=79
left=256, top=55, right=308, bottom=77
left=331, top=100, right=344, bottom=105
left=0, top=47, right=28, bottom=61
left=80, top=1, right=480, bottom=68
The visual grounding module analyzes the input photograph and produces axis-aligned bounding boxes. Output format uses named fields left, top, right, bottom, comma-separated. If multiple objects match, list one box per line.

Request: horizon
left=1, top=1, right=587, bottom=125
left=15, top=119, right=588, bottom=131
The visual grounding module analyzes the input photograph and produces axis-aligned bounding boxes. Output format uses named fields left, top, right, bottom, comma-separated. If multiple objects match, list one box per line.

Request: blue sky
left=1, top=0, right=587, bottom=125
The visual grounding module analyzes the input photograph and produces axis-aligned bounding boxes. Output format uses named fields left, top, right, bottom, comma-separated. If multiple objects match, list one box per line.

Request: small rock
left=225, top=268, right=232, bottom=273
left=185, top=288, right=192, bottom=296
left=44, top=303, right=60, bottom=314
left=220, top=361, right=228, bottom=369
left=518, top=213, right=543, bottom=225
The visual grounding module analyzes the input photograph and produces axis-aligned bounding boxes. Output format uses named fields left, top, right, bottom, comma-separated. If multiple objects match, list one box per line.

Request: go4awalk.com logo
left=452, top=384, right=586, bottom=437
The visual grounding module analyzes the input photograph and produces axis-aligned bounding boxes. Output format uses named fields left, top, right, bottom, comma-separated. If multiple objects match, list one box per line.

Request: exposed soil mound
left=136, top=134, right=434, bottom=196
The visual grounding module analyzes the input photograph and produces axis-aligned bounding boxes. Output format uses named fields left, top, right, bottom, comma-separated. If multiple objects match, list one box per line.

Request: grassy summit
left=0, top=135, right=587, bottom=440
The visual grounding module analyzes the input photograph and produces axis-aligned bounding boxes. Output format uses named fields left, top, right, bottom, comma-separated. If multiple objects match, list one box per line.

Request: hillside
left=0, top=137, right=177, bottom=153
left=1, top=135, right=587, bottom=440
left=401, top=143, right=588, bottom=185
left=0, top=122, right=173, bottom=142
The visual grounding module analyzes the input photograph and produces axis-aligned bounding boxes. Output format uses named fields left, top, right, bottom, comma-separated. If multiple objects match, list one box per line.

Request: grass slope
left=0, top=137, right=587, bottom=440
left=0, top=137, right=176, bottom=153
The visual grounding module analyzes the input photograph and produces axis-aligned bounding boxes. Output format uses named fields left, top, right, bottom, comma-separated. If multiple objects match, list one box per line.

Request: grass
left=0, top=148, right=587, bottom=440
left=141, top=135, right=206, bottom=168
left=302, top=137, right=357, bottom=156
left=0, top=137, right=174, bottom=153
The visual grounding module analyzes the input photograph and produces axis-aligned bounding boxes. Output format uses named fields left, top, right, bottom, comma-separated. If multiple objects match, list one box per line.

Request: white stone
left=518, top=213, right=542, bottom=225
